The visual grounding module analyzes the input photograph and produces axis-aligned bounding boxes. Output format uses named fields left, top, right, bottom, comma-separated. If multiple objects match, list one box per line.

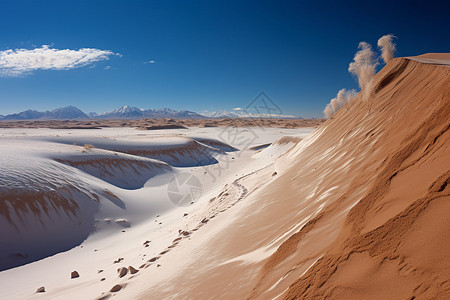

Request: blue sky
left=0, top=0, right=449, bottom=117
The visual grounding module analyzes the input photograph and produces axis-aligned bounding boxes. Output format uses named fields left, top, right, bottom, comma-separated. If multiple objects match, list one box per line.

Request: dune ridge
left=250, top=56, right=450, bottom=299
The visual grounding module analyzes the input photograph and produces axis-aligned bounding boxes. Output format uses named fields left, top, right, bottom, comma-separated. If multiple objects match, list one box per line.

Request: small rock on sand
left=115, top=219, right=131, bottom=228
left=110, top=284, right=123, bottom=293
left=71, top=271, right=80, bottom=279
left=272, top=171, right=277, bottom=176
left=35, top=287, right=45, bottom=293
left=118, top=267, right=128, bottom=278
left=128, top=266, right=139, bottom=274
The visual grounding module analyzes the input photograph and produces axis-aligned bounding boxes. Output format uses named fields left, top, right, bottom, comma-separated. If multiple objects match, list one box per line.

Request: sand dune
left=253, top=56, right=450, bottom=299
left=106, top=55, right=448, bottom=300
left=0, top=54, right=448, bottom=299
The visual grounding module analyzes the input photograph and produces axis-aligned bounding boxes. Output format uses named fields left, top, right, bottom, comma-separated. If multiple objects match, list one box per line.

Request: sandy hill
left=125, top=54, right=449, bottom=299
left=250, top=54, right=450, bottom=299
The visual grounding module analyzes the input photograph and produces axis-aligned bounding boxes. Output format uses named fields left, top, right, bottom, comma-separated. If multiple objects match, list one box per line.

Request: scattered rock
left=157, top=264, right=161, bottom=267
left=173, top=237, right=182, bottom=243
left=118, top=267, right=128, bottom=278
left=143, top=240, right=151, bottom=245
left=115, top=219, right=131, bottom=228
left=148, top=257, right=159, bottom=262
left=145, top=244, right=149, bottom=247
left=128, top=266, right=139, bottom=274
left=35, top=287, right=45, bottom=293
left=71, top=271, right=80, bottom=279
left=272, top=171, right=277, bottom=176
left=110, top=284, right=123, bottom=293
left=113, top=258, right=124, bottom=263
left=201, top=218, right=209, bottom=224
left=183, top=213, right=188, bottom=217
left=100, top=278, right=105, bottom=281
left=98, top=269, right=103, bottom=273
left=180, top=231, right=190, bottom=236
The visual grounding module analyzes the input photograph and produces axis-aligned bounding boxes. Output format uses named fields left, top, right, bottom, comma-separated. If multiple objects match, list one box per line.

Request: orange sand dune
left=253, top=56, right=450, bottom=299
left=133, top=55, right=449, bottom=299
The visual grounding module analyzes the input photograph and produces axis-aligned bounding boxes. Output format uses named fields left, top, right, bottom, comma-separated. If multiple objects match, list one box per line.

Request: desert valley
left=1, top=1, right=450, bottom=299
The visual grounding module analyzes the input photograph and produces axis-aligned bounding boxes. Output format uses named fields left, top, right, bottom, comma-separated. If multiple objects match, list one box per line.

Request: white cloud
left=232, top=107, right=243, bottom=110
left=147, top=60, right=155, bottom=64
left=0, top=45, right=118, bottom=76
left=104, top=65, right=111, bottom=70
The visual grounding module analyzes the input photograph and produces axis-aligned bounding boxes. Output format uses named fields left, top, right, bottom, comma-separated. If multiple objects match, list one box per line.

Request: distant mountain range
left=0, top=105, right=206, bottom=120
left=0, top=105, right=300, bottom=120
left=97, top=106, right=205, bottom=119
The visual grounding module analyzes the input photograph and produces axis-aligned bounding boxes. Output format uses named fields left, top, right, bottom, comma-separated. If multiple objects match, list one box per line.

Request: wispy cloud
left=146, top=60, right=156, bottom=64
left=0, top=45, right=118, bottom=76
left=232, top=107, right=243, bottom=110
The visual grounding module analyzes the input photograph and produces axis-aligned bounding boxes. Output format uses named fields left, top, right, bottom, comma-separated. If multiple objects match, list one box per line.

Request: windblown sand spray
left=377, top=34, right=397, bottom=64
left=348, top=42, right=378, bottom=112
left=323, top=89, right=357, bottom=118
left=324, top=40, right=380, bottom=118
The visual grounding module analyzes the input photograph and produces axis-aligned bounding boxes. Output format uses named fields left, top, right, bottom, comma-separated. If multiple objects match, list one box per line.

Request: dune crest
left=251, top=56, right=450, bottom=299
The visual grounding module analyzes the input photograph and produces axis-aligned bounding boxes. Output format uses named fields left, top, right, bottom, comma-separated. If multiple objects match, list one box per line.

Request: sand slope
left=117, top=55, right=449, bottom=300
left=252, top=56, right=450, bottom=299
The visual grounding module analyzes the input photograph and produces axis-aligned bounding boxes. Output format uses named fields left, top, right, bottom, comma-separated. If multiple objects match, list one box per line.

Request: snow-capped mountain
left=98, top=106, right=206, bottom=119
left=98, top=105, right=144, bottom=118
left=146, top=108, right=205, bottom=119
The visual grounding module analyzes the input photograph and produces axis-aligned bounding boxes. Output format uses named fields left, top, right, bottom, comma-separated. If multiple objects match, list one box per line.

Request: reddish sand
left=253, top=56, right=450, bottom=299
